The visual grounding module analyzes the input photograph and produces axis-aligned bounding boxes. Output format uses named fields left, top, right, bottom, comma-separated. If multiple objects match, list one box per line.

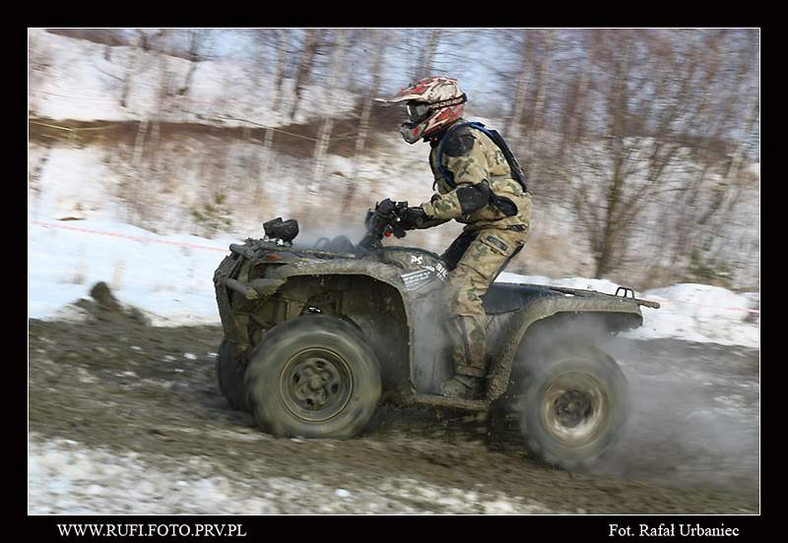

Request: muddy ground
left=28, top=294, right=759, bottom=515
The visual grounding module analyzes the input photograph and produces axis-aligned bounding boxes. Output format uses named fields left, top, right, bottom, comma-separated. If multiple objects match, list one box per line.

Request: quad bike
left=212, top=200, right=660, bottom=469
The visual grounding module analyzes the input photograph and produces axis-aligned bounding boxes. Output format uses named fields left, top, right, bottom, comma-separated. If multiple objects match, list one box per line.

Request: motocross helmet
left=377, top=76, right=467, bottom=144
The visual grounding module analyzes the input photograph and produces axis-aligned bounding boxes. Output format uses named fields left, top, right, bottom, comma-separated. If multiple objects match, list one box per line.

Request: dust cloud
left=492, top=317, right=758, bottom=499
left=590, top=337, right=759, bottom=498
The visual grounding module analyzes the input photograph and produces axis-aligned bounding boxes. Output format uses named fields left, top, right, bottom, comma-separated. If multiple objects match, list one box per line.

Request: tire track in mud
left=28, top=303, right=759, bottom=514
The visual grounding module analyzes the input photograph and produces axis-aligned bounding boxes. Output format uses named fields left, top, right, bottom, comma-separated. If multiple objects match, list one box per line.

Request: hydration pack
left=436, top=122, right=528, bottom=192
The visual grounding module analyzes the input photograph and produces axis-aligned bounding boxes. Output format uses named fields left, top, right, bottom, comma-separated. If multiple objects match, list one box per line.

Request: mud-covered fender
left=261, top=260, right=418, bottom=394
left=485, top=296, right=643, bottom=400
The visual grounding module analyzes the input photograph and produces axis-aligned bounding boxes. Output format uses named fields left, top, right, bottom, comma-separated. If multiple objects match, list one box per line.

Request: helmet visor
left=406, top=102, right=431, bottom=123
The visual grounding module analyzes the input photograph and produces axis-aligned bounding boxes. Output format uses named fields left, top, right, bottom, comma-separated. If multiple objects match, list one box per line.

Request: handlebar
left=357, top=198, right=409, bottom=252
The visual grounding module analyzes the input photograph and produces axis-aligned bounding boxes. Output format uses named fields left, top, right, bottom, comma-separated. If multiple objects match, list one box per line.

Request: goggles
left=406, top=102, right=431, bottom=123
left=405, top=94, right=468, bottom=123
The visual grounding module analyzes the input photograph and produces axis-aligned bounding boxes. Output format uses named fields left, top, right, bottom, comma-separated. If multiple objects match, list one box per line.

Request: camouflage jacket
left=419, top=119, right=532, bottom=232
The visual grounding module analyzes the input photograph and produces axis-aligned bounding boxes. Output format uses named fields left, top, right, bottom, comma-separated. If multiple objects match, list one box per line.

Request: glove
left=398, top=206, right=429, bottom=231
left=366, top=198, right=396, bottom=230
left=376, top=198, right=397, bottom=216
left=390, top=223, right=407, bottom=239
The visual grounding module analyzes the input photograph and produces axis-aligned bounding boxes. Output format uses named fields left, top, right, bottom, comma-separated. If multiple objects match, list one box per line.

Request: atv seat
left=482, top=282, right=559, bottom=315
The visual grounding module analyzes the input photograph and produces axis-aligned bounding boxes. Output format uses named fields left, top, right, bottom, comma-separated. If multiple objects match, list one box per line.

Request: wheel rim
left=279, top=348, right=353, bottom=423
left=540, top=371, right=609, bottom=447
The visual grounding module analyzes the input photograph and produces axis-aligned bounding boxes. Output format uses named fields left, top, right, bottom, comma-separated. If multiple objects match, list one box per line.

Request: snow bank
left=497, top=273, right=759, bottom=349
left=29, top=147, right=120, bottom=222
left=28, top=220, right=226, bottom=326
left=627, top=284, right=759, bottom=348
left=29, top=30, right=357, bottom=126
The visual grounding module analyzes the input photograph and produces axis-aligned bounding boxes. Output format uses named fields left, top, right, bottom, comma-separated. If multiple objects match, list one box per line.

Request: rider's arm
left=420, top=133, right=492, bottom=221
left=397, top=202, right=448, bottom=230
left=412, top=215, right=450, bottom=229
left=420, top=180, right=492, bottom=220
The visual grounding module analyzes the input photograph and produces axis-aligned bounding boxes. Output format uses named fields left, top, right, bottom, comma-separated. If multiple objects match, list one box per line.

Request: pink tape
left=30, top=220, right=228, bottom=253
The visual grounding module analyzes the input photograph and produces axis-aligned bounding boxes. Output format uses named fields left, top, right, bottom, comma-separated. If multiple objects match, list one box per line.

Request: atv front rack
left=229, top=241, right=358, bottom=261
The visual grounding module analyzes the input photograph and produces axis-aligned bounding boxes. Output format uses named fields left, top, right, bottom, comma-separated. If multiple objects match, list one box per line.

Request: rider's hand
left=398, top=206, right=428, bottom=230
left=390, top=223, right=407, bottom=238
left=376, top=198, right=396, bottom=214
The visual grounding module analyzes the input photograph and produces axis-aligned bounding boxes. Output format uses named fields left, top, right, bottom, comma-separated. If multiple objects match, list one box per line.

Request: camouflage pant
left=442, top=226, right=529, bottom=377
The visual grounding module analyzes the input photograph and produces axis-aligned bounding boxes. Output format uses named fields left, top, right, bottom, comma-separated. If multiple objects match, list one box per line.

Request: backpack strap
left=436, top=122, right=474, bottom=189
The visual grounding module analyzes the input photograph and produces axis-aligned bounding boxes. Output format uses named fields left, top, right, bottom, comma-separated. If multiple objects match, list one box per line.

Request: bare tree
left=146, top=30, right=181, bottom=173
left=415, top=29, right=442, bottom=80
left=507, top=32, right=531, bottom=149
left=120, top=33, right=141, bottom=109
left=568, top=29, right=758, bottom=280
left=272, top=31, right=289, bottom=111
left=291, top=29, right=320, bottom=120
left=501, top=30, right=555, bottom=166
left=177, top=30, right=212, bottom=97
left=29, top=31, right=54, bottom=116
left=248, top=29, right=290, bottom=112
left=240, top=30, right=286, bottom=203
left=645, top=30, right=758, bottom=285
left=344, top=29, right=387, bottom=205
left=529, top=30, right=555, bottom=132
left=310, top=30, right=346, bottom=188
left=558, top=40, right=591, bottom=152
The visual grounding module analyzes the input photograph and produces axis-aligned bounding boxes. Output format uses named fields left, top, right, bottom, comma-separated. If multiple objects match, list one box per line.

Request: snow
left=29, top=30, right=357, bottom=126
left=28, top=432, right=559, bottom=514
left=498, top=273, right=759, bottom=348
left=623, top=284, right=760, bottom=348
left=29, top=148, right=119, bottom=221
left=28, top=219, right=226, bottom=326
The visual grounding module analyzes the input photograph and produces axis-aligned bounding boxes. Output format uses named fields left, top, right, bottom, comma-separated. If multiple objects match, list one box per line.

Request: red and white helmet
left=378, top=76, right=467, bottom=144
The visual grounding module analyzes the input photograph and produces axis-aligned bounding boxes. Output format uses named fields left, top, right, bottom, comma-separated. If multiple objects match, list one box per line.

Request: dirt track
left=28, top=296, right=759, bottom=515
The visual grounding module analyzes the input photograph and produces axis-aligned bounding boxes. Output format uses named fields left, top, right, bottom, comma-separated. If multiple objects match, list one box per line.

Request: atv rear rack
left=547, top=285, right=661, bottom=310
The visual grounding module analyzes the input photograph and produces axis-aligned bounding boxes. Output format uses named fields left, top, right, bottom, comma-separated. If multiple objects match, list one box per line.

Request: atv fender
left=230, top=259, right=417, bottom=396
left=485, top=294, right=643, bottom=400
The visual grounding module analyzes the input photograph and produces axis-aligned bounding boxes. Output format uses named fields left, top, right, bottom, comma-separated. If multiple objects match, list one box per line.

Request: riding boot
left=440, top=373, right=485, bottom=400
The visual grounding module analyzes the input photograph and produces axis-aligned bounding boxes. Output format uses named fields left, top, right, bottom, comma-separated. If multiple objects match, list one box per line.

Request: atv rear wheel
left=520, top=342, right=629, bottom=470
left=245, top=315, right=381, bottom=439
left=216, top=340, right=249, bottom=412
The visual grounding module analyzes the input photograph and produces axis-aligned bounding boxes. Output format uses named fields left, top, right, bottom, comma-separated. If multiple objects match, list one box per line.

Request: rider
left=378, top=76, right=532, bottom=399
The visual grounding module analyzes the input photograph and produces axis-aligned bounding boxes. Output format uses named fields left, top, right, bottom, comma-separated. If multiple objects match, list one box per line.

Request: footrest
left=411, top=394, right=490, bottom=411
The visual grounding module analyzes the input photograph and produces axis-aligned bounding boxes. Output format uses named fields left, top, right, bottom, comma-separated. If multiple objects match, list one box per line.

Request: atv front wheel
left=520, top=343, right=629, bottom=470
left=245, top=315, right=381, bottom=439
